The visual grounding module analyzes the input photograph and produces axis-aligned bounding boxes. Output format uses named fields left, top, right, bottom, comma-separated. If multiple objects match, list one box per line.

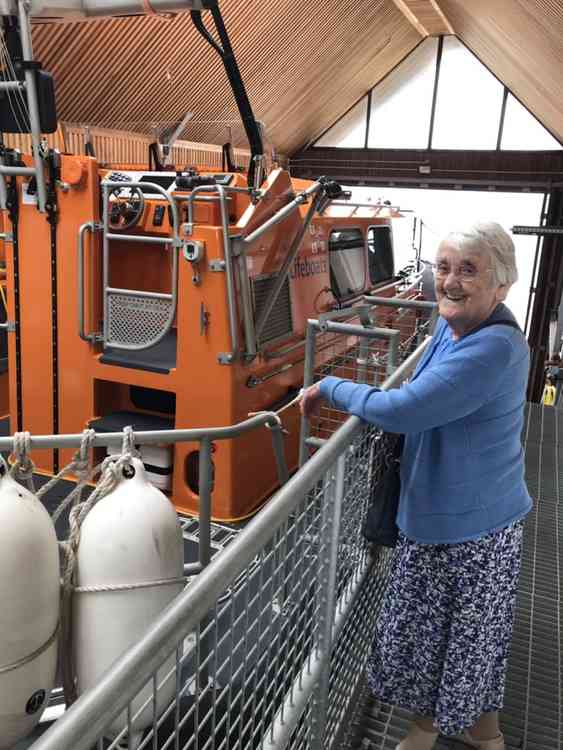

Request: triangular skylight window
left=313, top=34, right=561, bottom=152
left=367, top=37, right=438, bottom=149
left=501, top=93, right=561, bottom=150
left=315, top=96, right=367, bottom=148
left=432, top=36, right=504, bottom=149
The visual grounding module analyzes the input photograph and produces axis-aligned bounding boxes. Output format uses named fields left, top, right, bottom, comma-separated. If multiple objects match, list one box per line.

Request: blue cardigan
left=318, top=305, right=532, bottom=544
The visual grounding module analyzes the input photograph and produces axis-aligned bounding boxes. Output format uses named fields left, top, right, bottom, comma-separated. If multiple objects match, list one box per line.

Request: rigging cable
left=0, top=26, right=30, bottom=134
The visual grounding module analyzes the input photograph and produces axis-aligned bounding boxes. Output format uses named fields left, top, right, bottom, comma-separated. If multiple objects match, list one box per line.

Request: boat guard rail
left=0, top=411, right=288, bottom=576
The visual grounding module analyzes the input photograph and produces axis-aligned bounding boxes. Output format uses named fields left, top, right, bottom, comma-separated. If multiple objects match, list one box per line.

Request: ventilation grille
left=253, top=274, right=293, bottom=345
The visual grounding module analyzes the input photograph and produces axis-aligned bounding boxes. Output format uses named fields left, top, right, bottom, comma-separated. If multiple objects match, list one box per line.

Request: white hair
left=442, top=221, right=518, bottom=288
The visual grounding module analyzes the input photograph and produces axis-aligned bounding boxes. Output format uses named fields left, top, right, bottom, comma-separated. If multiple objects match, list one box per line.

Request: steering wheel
left=107, top=185, right=145, bottom=230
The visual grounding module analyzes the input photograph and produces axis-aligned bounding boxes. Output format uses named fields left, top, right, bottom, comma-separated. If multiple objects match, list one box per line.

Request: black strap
left=466, top=303, right=522, bottom=336
left=5, top=160, right=22, bottom=432
left=46, top=151, right=60, bottom=473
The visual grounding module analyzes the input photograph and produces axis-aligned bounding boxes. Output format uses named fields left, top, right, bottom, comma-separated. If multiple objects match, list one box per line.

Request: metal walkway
left=347, top=403, right=562, bottom=750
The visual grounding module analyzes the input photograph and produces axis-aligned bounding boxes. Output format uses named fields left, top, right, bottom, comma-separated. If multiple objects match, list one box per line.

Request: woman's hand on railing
left=299, top=383, right=324, bottom=418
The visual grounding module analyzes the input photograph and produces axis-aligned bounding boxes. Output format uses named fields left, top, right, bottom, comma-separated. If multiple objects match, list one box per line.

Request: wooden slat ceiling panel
left=31, top=0, right=421, bottom=156
left=391, top=0, right=454, bottom=35
left=439, top=0, right=563, bottom=144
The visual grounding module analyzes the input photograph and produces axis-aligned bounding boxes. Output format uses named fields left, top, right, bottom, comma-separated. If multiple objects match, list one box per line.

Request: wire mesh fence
left=299, top=297, right=436, bottom=461
left=27, top=340, right=431, bottom=750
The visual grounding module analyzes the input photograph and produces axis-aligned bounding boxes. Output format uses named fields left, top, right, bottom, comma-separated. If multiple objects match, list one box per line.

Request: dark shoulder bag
left=362, top=315, right=522, bottom=549
left=362, top=434, right=404, bottom=548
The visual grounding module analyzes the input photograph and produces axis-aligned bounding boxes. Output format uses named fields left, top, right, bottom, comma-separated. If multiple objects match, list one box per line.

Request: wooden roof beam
left=390, top=0, right=454, bottom=37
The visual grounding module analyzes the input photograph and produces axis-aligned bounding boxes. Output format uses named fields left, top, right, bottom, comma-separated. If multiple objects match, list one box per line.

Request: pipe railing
left=100, top=180, right=181, bottom=351
left=0, top=411, right=289, bottom=574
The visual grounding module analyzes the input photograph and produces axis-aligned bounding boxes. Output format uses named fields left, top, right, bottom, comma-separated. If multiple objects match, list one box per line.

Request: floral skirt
left=367, top=522, right=524, bottom=736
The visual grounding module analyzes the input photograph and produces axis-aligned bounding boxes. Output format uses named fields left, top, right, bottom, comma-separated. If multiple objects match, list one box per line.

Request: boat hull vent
left=252, top=274, right=293, bottom=345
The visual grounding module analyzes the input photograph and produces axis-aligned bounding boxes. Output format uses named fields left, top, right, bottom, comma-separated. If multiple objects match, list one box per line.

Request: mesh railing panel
left=30, top=420, right=397, bottom=750
left=305, top=301, right=434, bottom=450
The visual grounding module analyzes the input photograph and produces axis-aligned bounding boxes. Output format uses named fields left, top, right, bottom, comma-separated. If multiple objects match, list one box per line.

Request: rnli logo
left=26, top=689, right=46, bottom=715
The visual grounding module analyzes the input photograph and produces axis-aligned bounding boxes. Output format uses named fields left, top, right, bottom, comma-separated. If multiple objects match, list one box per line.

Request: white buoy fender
left=0, top=460, right=59, bottom=749
left=74, top=457, right=184, bottom=737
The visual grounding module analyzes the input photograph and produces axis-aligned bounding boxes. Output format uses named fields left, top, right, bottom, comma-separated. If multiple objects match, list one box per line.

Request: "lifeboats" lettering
left=290, top=257, right=328, bottom=280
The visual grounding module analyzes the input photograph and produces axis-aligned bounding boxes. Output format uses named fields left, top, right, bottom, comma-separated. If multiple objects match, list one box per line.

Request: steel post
left=299, top=321, right=318, bottom=466
left=386, top=330, right=400, bottom=377
left=310, top=454, right=345, bottom=749
left=197, top=437, right=213, bottom=569
left=217, top=185, right=239, bottom=359
left=269, top=421, right=290, bottom=485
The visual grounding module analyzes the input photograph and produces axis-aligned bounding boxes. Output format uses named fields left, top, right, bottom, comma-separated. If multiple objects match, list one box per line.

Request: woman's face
left=435, top=241, right=507, bottom=339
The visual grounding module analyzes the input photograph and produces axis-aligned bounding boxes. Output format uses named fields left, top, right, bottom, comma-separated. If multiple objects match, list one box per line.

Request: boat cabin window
left=328, top=228, right=366, bottom=299
left=367, top=225, right=394, bottom=285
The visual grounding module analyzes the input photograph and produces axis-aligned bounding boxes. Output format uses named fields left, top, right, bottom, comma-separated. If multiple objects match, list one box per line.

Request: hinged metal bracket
left=6, top=321, right=16, bottom=333
left=209, top=259, right=226, bottom=272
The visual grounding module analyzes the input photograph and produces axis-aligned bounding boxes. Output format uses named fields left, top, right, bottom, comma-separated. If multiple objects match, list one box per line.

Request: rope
left=247, top=389, right=303, bottom=429
left=0, top=622, right=59, bottom=675
left=74, top=576, right=187, bottom=594
left=43, top=429, right=98, bottom=524
left=121, top=424, right=140, bottom=459
left=10, top=431, right=35, bottom=492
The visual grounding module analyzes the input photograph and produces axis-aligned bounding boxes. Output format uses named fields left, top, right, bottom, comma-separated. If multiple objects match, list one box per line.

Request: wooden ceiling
left=390, top=0, right=453, bottom=36
left=29, top=0, right=563, bottom=156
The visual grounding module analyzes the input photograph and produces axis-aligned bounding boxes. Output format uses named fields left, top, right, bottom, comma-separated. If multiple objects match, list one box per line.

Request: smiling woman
left=299, top=221, right=531, bottom=750
left=434, top=222, right=518, bottom=340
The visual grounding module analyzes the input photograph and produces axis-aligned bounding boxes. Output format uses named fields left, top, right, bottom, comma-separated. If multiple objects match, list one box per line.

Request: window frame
left=366, top=224, right=395, bottom=287
left=327, top=226, right=368, bottom=301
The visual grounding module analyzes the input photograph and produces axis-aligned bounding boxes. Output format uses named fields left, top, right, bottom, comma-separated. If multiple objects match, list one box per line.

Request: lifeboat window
left=367, top=225, right=394, bottom=285
left=328, top=228, right=366, bottom=299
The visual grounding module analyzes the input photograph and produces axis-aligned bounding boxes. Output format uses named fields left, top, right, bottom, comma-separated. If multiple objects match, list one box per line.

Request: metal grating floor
left=348, top=403, right=562, bottom=750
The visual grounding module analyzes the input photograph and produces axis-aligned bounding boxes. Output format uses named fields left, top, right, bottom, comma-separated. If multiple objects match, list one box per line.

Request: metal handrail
left=28, top=339, right=430, bottom=750
left=180, top=183, right=249, bottom=360
left=317, top=319, right=401, bottom=377
left=253, top=191, right=323, bottom=350
left=242, top=181, right=322, bottom=246
left=184, top=183, right=251, bottom=230
left=363, top=295, right=437, bottom=311
left=101, top=180, right=181, bottom=351
left=77, top=221, right=99, bottom=342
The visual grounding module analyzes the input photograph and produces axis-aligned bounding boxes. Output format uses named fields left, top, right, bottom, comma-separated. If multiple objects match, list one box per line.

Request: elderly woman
left=301, top=222, right=532, bottom=750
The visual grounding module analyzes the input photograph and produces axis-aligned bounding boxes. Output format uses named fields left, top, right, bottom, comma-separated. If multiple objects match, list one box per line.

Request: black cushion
left=100, top=330, right=177, bottom=374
